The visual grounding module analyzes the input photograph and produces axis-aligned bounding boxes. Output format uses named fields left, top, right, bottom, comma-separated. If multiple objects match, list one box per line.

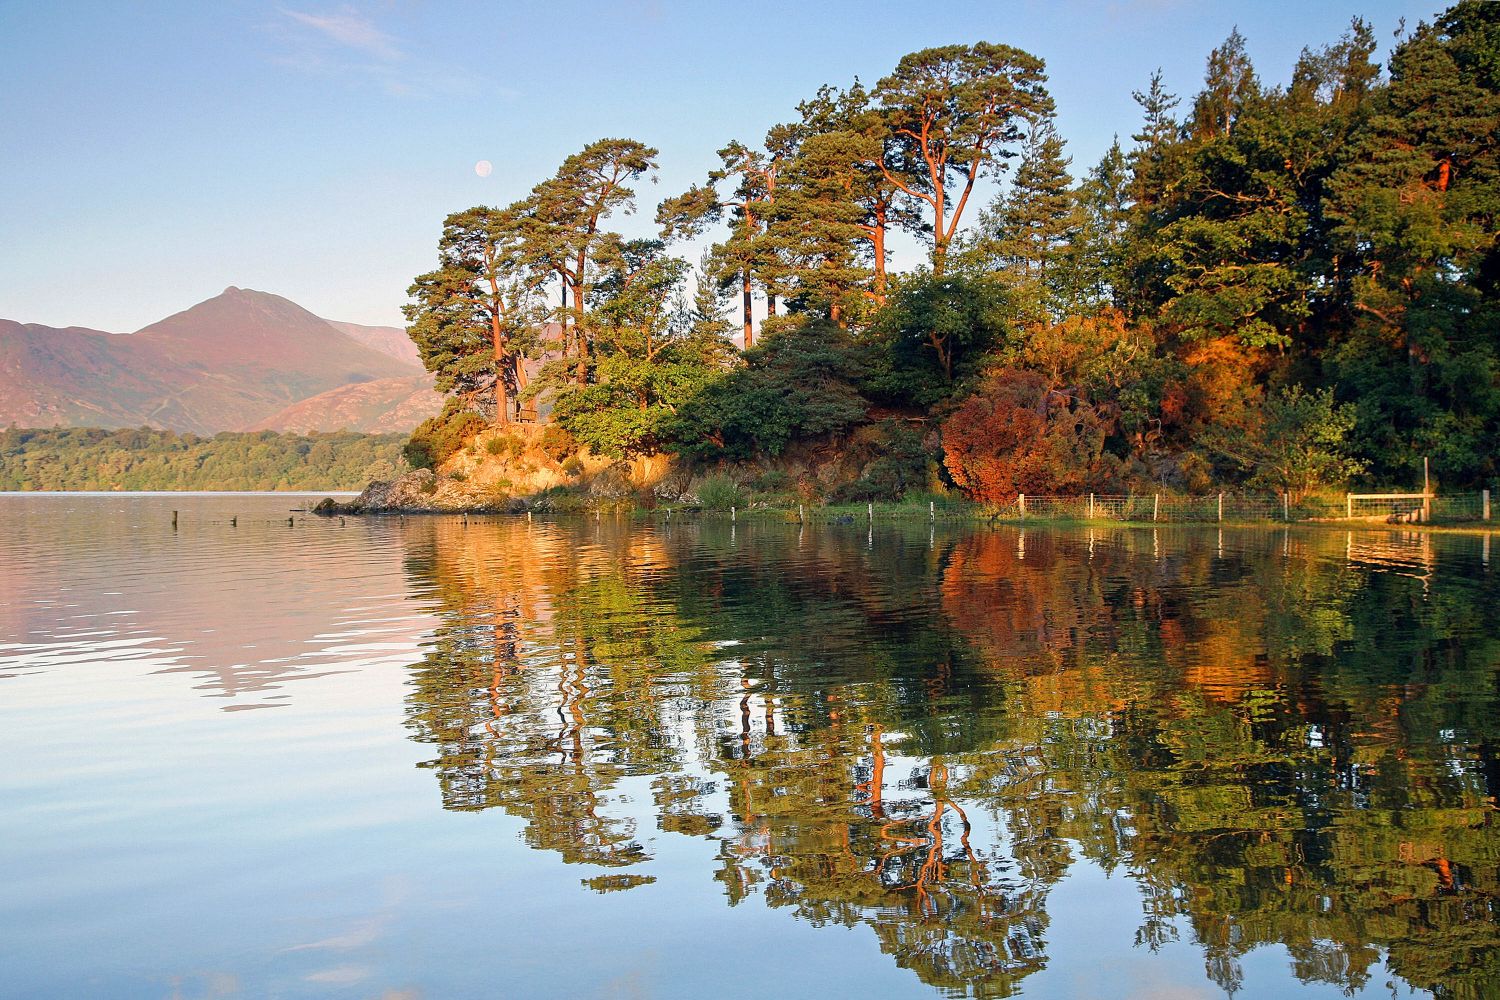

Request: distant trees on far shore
left=0, top=427, right=404, bottom=491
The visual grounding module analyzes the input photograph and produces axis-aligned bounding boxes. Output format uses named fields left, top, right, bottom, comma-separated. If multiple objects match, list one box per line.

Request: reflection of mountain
left=398, top=520, right=1500, bottom=999
left=0, top=288, right=432, bottom=433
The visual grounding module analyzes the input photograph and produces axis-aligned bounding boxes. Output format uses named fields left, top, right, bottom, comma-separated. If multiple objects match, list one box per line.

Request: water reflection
left=400, top=518, right=1499, bottom=999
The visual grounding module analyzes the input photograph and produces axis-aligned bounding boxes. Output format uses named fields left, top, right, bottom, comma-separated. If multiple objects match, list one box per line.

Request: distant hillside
left=0, top=288, right=431, bottom=434
left=327, top=319, right=422, bottom=368
left=250, top=375, right=442, bottom=434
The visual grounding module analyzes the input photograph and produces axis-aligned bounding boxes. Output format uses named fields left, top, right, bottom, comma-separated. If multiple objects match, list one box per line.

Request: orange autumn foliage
left=940, top=368, right=1113, bottom=504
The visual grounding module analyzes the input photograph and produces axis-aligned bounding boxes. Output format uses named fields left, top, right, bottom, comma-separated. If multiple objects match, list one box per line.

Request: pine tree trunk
left=742, top=269, right=753, bottom=350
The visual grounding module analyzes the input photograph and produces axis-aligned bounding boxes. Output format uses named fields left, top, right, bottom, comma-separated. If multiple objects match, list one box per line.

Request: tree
left=1323, top=3, right=1500, bottom=482
left=960, top=119, right=1079, bottom=324
left=870, top=271, right=1010, bottom=386
left=657, top=140, right=781, bottom=348
left=516, top=138, right=659, bottom=382
left=404, top=205, right=543, bottom=424
left=874, top=44, right=1052, bottom=274
left=549, top=240, right=729, bottom=457
left=1203, top=385, right=1366, bottom=497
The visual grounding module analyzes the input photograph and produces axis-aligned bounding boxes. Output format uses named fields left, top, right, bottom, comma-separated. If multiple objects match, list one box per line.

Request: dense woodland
left=0, top=427, right=404, bottom=491
left=407, top=3, right=1499, bottom=502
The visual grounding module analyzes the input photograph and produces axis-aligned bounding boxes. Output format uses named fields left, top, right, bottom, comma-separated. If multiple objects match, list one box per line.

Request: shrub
left=941, top=369, right=1113, bottom=504
left=538, top=424, right=577, bottom=461
left=405, top=401, right=486, bottom=470
left=561, top=455, right=584, bottom=476
left=484, top=436, right=506, bottom=456
left=668, top=320, right=868, bottom=461
left=696, top=475, right=745, bottom=511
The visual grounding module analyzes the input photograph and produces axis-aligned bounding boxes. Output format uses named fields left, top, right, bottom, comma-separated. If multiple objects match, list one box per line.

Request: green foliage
left=668, top=319, right=869, bottom=461
left=695, top=475, right=744, bottom=511
left=865, top=272, right=1012, bottom=400
left=1205, top=386, right=1367, bottom=498
left=0, top=427, right=405, bottom=491
left=404, top=400, right=486, bottom=470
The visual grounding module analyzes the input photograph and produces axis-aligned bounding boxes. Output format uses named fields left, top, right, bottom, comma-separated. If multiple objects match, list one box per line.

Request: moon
left=474, top=160, right=493, bottom=178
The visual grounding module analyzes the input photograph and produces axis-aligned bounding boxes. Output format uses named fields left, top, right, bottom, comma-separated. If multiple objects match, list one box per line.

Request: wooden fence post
left=1019, top=494, right=1026, bottom=521
left=1283, top=493, right=1290, bottom=522
left=1152, top=494, right=1159, bottom=522
left=929, top=501, right=935, bottom=521
left=1346, top=494, right=1353, bottom=519
left=1218, top=493, right=1223, bottom=522
left=1483, top=489, right=1490, bottom=521
left=1088, top=493, right=1095, bottom=519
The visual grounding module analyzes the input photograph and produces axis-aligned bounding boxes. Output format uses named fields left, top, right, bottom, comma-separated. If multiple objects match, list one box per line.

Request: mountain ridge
left=0, top=288, right=437, bottom=434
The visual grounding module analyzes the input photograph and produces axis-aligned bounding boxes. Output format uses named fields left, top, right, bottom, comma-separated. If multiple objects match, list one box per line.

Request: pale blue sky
left=0, top=1, right=1446, bottom=331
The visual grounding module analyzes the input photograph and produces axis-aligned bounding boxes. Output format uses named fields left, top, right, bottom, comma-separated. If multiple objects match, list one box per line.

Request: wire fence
left=1001, top=489, right=1494, bottom=525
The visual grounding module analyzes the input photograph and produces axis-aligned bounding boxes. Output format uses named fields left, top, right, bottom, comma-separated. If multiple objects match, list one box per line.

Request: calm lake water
left=1, top=494, right=1497, bottom=999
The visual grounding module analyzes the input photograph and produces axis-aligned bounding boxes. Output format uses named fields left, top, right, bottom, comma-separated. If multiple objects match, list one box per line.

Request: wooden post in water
left=1152, top=494, right=1159, bottom=522
left=1018, top=494, right=1026, bottom=521
left=288, top=516, right=294, bottom=527
left=1218, top=493, right=1224, bottom=522
left=171, top=510, right=178, bottom=530
left=867, top=501, right=873, bottom=523
left=731, top=506, right=736, bottom=522
left=1088, top=493, right=1095, bottom=519
left=1283, top=493, right=1290, bottom=522
left=1484, top=489, right=1491, bottom=521
left=230, top=516, right=236, bottom=527
left=1423, top=456, right=1432, bottom=522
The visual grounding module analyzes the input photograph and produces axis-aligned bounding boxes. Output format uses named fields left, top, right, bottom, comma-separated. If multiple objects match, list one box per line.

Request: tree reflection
left=401, top=518, right=1500, bottom=998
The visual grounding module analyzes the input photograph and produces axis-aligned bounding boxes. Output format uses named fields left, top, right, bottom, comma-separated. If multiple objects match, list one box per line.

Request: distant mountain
left=0, top=288, right=433, bottom=434
left=249, top=375, right=441, bottom=434
left=326, top=320, right=422, bottom=368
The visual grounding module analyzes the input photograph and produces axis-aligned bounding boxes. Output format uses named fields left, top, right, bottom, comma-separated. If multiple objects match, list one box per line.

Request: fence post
left=1218, top=493, right=1223, bottom=522
left=1346, top=493, right=1353, bottom=519
left=1019, top=494, right=1026, bottom=521
left=867, top=501, right=873, bottom=522
left=1089, top=493, right=1095, bottom=519
left=1153, top=493, right=1159, bottom=522
left=1283, top=493, right=1290, bottom=522
left=731, top=506, right=736, bottom=522
left=1483, top=489, right=1491, bottom=521
left=930, top=500, right=935, bottom=521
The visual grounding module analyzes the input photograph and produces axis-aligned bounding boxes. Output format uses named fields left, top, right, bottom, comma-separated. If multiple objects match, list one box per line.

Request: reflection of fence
left=1005, top=489, right=1493, bottom=524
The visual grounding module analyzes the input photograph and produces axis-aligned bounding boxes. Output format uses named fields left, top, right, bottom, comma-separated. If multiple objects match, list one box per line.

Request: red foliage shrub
left=941, top=368, right=1113, bottom=504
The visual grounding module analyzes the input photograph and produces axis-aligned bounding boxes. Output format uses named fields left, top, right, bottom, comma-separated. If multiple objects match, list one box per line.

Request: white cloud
left=282, top=7, right=403, bottom=61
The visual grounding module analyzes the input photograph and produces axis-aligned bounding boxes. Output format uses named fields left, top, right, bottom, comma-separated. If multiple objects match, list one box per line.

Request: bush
left=484, top=436, right=506, bottom=456
left=538, top=424, right=577, bottom=461
left=561, top=455, right=584, bottom=476
left=405, top=401, right=486, bottom=470
left=668, top=320, right=869, bottom=461
left=696, top=475, right=745, bottom=511
left=941, top=369, right=1113, bottom=504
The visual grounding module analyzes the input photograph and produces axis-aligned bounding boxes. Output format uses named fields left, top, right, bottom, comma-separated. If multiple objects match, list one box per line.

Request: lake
left=1, top=494, right=1496, bottom=999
